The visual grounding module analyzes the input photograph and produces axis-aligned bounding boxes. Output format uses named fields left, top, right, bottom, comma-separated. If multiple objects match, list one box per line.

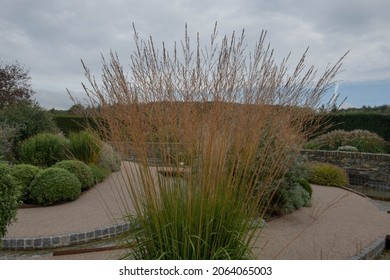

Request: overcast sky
left=1, top=0, right=389, bottom=109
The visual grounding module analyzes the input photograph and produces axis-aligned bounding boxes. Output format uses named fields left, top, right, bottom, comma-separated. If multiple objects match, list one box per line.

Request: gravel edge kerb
left=2, top=222, right=132, bottom=250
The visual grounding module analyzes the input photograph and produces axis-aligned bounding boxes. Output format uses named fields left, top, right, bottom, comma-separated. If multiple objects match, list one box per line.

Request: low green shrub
left=67, top=130, right=102, bottom=164
left=305, top=129, right=387, bottom=153
left=297, top=178, right=313, bottom=197
left=98, top=143, right=121, bottom=172
left=270, top=182, right=311, bottom=215
left=9, top=164, right=40, bottom=202
left=264, top=156, right=313, bottom=216
left=53, top=160, right=94, bottom=190
left=307, top=162, right=349, bottom=187
left=283, top=184, right=311, bottom=212
left=89, top=164, right=110, bottom=184
left=29, top=167, right=81, bottom=205
left=0, top=162, right=21, bottom=240
left=18, top=133, right=69, bottom=166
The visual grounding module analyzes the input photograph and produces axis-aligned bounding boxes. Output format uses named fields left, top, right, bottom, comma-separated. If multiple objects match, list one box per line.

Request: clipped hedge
left=29, top=167, right=81, bottom=205
left=52, top=115, right=97, bottom=136
left=324, top=112, right=390, bottom=141
left=53, top=160, right=94, bottom=191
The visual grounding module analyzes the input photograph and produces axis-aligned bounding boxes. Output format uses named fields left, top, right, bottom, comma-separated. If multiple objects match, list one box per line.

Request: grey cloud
left=1, top=0, right=389, bottom=108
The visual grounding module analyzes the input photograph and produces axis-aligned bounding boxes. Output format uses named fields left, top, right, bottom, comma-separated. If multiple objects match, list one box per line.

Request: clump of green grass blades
left=67, top=130, right=102, bottom=164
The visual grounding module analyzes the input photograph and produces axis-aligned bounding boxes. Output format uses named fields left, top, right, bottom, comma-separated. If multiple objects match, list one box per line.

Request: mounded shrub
left=264, top=156, right=312, bottom=216
left=67, top=130, right=102, bottom=164
left=297, top=178, right=313, bottom=197
left=18, top=133, right=69, bottom=166
left=305, top=129, right=387, bottom=153
left=0, top=162, right=21, bottom=240
left=53, top=160, right=94, bottom=190
left=29, top=167, right=81, bottom=205
left=89, top=163, right=110, bottom=184
left=307, top=162, right=349, bottom=187
left=9, top=164, right=40, bottom=202
left=98, top=143, right=121, bottom=172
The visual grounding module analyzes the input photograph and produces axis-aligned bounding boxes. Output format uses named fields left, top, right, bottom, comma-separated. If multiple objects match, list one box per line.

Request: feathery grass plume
left=79, top=23, right=346, bottom=259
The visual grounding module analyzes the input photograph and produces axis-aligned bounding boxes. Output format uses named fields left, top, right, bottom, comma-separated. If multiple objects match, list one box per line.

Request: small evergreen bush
left=89, top=163, right=110, bottom=184
left=53, top=160, right=94, bottom=190
left=297, top=178, right=313, bottom=197
left=19, top=133, right=69, bottom=166
left=98, top=143, right=121, bottom=172
left=308, top=162, right=349, bottom=187
left=0, top=162, right=21, bottom=240
left=265, top=156, right=312, bottom=216
left=29, top=167, right=81, bottom=205
left=9, top=164, right=40, bottom=202
left=67, top=130, right=102, bottom=164
left=283, top=184, right=311, bottom=212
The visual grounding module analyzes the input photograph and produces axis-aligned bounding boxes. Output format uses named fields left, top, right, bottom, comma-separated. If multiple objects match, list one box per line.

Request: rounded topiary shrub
left=308, top=162, right=349, bottom=187
left=29, top=167, right=81, bottom=205
left=18, top=133, right=69, bottom=167
left=0, top=162, right=21, bottom=239
left=53, top=160, right=94, bottom=191
left=9, top=164, right=40, bottom=202
left=88, top=163, right=110, bottom=184
left=98, top=143, right=121, bottom=172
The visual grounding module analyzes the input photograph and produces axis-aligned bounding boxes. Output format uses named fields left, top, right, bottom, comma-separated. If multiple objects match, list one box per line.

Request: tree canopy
left=0, top=61, right=34, bottom=108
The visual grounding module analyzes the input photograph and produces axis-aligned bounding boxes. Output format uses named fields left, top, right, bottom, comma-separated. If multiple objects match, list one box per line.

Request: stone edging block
left=348, top=236, right=386, bottom=260
left=2, top=222, right=132, bottom=250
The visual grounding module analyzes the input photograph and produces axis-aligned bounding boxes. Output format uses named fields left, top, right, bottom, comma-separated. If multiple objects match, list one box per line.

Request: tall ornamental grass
left=80, top=24, right=346, bottom=259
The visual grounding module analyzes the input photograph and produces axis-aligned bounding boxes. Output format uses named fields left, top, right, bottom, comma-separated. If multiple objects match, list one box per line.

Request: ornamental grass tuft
left=78, top=24, right=346, bottom=259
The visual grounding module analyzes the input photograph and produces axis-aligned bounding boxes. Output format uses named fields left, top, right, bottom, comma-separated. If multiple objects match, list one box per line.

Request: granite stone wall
left=301, top=150, right=390, bottom=189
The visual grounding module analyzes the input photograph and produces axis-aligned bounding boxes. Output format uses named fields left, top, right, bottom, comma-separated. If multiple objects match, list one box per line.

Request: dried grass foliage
left=79, top=24, right=346, bottom=259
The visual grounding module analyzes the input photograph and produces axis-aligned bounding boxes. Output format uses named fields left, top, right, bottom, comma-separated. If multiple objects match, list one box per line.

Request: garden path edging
left=348, top=236, right=387, bottom=260
left=2, top=222, right=132, bottom=250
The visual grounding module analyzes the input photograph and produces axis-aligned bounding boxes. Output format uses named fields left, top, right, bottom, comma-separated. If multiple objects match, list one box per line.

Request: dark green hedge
left=323, top=112, right=390, bottom=141
left=52, top=115, right=97, bottom=136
